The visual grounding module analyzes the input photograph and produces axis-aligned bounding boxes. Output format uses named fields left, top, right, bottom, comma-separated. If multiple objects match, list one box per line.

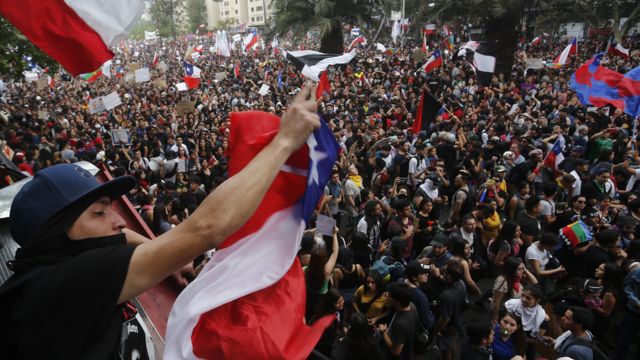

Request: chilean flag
left=423, top=49, right=443, bottom=73
left=347, top=36, right=366, bottom=52
left=606, top=37, right=630, bottom=59
left=245, top=31, right=259, bottom=51
left=424, top=23, right=437, bottom=35
left=543, top=135, right=565, bottom=171
left=184, top=62, right=202, bottom=89
left=553, top=38, right=577, bottom=67
left=164, top=111, right=338, bottom=359
left=316, top=71, right=330, bottom=99
left=0, top=0, right=144, bottom=76
left=530, top=36, right=541, bottom=46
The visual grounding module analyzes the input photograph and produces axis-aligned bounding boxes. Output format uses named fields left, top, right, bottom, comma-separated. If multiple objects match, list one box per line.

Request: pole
left=400, top=0, right=406, bottom=47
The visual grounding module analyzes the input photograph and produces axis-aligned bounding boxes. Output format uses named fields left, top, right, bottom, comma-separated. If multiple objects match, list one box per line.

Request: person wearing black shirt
left=378, top=282, right=418, bottom=360
left=580, top=228, right=619, bottom=279
left=433, top=259, right=466, bottom=360
left=461, top=321, right=494, bottom=360
left=0, top=90, right=321, bottom=359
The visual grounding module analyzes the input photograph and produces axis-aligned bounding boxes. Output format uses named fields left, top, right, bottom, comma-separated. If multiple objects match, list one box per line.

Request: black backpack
left=455, top=188, right=476, bottom=218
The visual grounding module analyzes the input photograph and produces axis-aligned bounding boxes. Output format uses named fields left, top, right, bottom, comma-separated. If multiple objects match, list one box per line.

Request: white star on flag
left=306, top=134, right=328, bottom=186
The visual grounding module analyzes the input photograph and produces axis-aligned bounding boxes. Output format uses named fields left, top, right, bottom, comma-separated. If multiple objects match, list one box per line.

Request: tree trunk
left=320, top=22, right=345, bottom=54
left=484, top=13, right=521, bottom=79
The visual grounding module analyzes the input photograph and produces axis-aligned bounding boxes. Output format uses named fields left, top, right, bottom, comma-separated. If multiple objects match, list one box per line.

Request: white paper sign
left=111, top=128, right=131, bottom=145
left=124, top=73, right=135, bottom=83
left=316, top=214, right=337, bottom=237
left=258, top=84, right=270, bottom=96
left=175, top=82, right=188, bottom=91
left=232, top=34, right=242, bottom=42
left=88, top=98, right=106, bottom=114
left=134, top=68, right=151, bottom=83
left=101, top=91, right=122, bottom=111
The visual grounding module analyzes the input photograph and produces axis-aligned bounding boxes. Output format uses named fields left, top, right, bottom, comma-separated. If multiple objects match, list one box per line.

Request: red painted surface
left=96, top=163, right=178, bottom=338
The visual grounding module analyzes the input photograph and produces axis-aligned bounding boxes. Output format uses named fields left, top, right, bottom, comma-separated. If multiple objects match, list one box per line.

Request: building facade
left=205, top=0, right=274, bottom=29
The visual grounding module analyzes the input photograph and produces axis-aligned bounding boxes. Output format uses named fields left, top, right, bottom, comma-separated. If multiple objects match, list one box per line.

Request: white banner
left=144, top=31, right=158, bottom=41
left=88, top=98, right=106, bottom=114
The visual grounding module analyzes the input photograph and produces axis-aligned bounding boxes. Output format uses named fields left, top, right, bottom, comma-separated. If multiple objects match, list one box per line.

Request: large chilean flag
left=164, top=111, right=339, bottom=359
left=0, top=0, right=144, bottom=76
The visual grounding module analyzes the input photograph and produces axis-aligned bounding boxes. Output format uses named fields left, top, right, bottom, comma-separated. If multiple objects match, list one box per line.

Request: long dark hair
left=306, top=246, right=329, bottom=292
left=499, top=311, right=527, bottom=356
left=502, top=257, right=523, bottom=298
left=601, top=261, right=623, bottom=297
left=365, top=270, right=384, bottom=298
left=343, top=313, right=384, bottom=359
left=449, top=239, right=469, bottom=260
left=490, top=221, right=518, bottom=255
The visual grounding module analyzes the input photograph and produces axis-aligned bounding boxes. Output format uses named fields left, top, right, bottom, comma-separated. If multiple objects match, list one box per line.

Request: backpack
left=370, top=256, right=403, bottom=283
left=563, top=337, right=610, bottom=360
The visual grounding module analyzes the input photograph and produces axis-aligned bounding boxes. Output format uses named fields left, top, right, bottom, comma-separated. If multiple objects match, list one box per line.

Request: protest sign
left=135, top=68, right=151, bottom=83
left=102, top=91, right=122, bottom=111
left=88, top=98, right=106, bottom=114
left=316, top=215, right=337, bottom=237
left=111, top=128, right=131, bottom=145
left=258, top=84, right=270, bottom=96
left=176, top=101, right=196, bottom=116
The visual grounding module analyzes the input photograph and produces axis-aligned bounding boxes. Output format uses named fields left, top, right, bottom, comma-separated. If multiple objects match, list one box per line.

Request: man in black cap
left=404, top=261, right=435, bottom=329
left=0, top=86, right=321, bottom=359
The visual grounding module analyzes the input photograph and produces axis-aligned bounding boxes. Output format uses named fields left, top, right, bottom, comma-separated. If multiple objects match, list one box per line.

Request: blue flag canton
left=301, top=117, right=339, bottom=223
left=183, top=62, right=195, bottom=76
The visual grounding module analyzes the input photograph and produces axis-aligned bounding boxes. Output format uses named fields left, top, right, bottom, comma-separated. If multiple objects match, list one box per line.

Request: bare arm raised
left=117, top=85, right=321, bottom=304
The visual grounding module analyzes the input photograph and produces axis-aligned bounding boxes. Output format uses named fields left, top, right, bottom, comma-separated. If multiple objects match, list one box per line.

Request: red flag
left=183, top=76, right=200, bottom=89
left=234, top=63, right=240, bottom=78
left=347, top=36, right=366, bottom=52
left=0, top=0, right=143, bottom=76
left=422, top=32, right=427, bottom=52
left=316, top=71, right=330, bottom=99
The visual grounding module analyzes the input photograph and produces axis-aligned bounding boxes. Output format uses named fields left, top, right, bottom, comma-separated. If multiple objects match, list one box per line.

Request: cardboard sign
left=111, top=128, right=131, bottom=145
left=525, top=58, right=544, bottom=70
left=134, top=68, right=151, bottom=83
left=412, top=49, right=426, bottom=62
left=37, top=110, right=49, bottom=120
left=153, top=79, right=168, bottom=89
left=129, top=63, right=140, bottom=71
left=176, top=101, right=196, bottom=116
left=215, top=72, right=227, bottom=81
left=36, top=79, right=48, bottom=90
left=124, top=72, right=135, bottom=84
left=88, top=98, right=106, bottom=114
left=102, top=91, right=122, bottom=111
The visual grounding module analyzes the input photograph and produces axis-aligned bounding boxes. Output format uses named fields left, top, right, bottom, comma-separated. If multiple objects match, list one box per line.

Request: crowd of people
left=1, top=25, right=640, bottom=359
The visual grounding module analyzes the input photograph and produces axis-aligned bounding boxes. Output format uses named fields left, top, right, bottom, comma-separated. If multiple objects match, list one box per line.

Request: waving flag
left=424, top=24, right=437, bottom=35
left=423, top=49, right=443, bottom=73
left=411, top=91, right=442, bottom=133
left=184, top=62, right=202, bottom=78
left=543, top=135, right=565, bottom=171
left=285, top=50, right=356, bottom=81
left=152, top=52, right=159, bottom=67
left=569, top=53, right=640, bottom=117
left=560, top=220, right=592, bottom=249
left=553, top=38, right=577, bottom=67
left=347, top=36, right=366, bottom=52
left=79, top=69, right=102, bottom=82
left=606, top=37, right=630, bottom=59
left=316, top=71, right=330, bottom=99
left=164, top=111, right=338, bottom=359
left=244, top=30, right=259, bottom=51
left=530, top=36, right=541, bottom=47
left=0, top=0, right=143, bottom=76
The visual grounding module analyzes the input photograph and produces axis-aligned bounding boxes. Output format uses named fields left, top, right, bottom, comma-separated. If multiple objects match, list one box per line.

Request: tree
left=0, top=17, right=58, bottom=80
left=150, top=0, right=177, bottom=38
left=186, top=0, right=207, bottom=33
left=271, top=0, right=380, bottom=53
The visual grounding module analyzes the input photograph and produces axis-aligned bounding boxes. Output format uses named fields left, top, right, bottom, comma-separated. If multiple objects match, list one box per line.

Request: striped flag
left=560, top=220, right=592, bottom=248
left=411, top=91, right=442, bottom=133
left=530, top=36, right=541, bottom=46
left=553, top=38, right=577, bottom=67
left=347, top=36, right=366, bottom=52
left=164, top=111, right=339, bottom=359
left=0, top=0, right=144, bottom=76
left=543, top=135, right=565, bottom=172
left=79, top=69, right=102, bottom=82
left=423, top=49, right=443, bottom=73
left=285, top=50, right=356, bottom=81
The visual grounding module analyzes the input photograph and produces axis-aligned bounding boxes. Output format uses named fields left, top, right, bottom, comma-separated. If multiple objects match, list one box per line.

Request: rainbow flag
left=559, top=220, right=592, bottom=248
left=80, top=69, right=102, bottom=82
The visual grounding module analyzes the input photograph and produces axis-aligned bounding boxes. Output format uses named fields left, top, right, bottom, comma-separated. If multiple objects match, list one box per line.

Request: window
left=256, top=16, right=263, bottom=21
left=251, top=17, right=255, bottom=22
left=256, top=6, right=262, bottom=11
left=224, top=10, right=229, bottom=15
left=251, top=7, right=254, bottom=11
left=235, top=9, right=238, bottom=13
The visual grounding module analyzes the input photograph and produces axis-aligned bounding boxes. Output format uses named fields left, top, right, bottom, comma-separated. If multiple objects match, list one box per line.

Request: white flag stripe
left=65, top=0, right=144, bottom=47
left=473, top=52, right=496, bottom=73
left=299, top=51, right=357, bottom=81
left=164, top=205, right=305, bottom=359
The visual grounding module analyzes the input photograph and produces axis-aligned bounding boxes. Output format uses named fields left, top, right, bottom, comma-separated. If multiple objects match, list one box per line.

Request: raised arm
left=117, top=85, right=321, bottom=304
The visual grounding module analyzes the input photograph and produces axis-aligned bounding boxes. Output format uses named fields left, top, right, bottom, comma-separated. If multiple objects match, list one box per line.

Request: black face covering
left=8, top=232, right=127, bottom=274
